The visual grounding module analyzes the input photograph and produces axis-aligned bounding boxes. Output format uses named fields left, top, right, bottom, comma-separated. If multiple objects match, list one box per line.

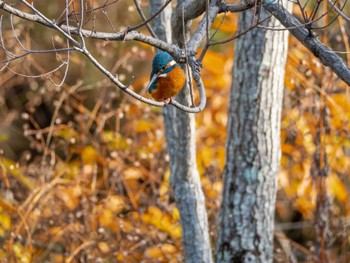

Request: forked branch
left=0, top=0, right=207, bottom=113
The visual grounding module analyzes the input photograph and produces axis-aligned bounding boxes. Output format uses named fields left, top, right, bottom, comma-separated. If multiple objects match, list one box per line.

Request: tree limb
left=263, top=0, right=350, bottom=86
left=172, top=0, right=207, bottom=41
left=187, top=0, right=220, bottom=51
left=0, top=0, right=207, bottom=112
left=0, top=1, right=175, bottom=52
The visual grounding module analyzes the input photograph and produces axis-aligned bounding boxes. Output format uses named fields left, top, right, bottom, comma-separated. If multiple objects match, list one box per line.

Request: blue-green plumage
left=151, top=51, right=173, bottom=72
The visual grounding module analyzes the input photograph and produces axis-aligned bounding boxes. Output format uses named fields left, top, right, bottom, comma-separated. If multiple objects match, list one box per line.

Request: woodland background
left=0, top=0, right=349, bottom=262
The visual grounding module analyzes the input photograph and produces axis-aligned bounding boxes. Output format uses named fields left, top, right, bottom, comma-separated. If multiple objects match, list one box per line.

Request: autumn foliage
left=0, top=1, right=349, bottom=262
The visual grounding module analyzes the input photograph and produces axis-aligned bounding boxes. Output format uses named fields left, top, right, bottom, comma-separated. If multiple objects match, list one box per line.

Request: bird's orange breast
left=150, top=66, right=186, bottom=101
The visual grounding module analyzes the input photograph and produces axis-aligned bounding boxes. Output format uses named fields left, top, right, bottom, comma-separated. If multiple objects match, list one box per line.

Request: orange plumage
left=149, top=66, right=186, bottom=101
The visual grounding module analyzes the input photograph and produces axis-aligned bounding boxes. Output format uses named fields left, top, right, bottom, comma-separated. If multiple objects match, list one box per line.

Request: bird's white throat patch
left=168, top=60, right=176, bottom=67
left=158, top=60, right=176, bottom=78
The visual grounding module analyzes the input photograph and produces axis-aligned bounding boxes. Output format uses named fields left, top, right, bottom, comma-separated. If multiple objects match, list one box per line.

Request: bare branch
left=219, top=1, right=256, bottom=13
left=187, top=0, right=220, bottom=51
left=19, top=0, right=80, bottom=47
left=172, top=0, right=207, bottom=40
left=133, top=0, right=158, bottom=38
left=0, top=0, right=207, bottom=112
left=128, top=0, right=172, bottom=34
left=263, top=0, right=350, bottom=86
left=327, top=0, right=350, bottom=24
left=0, top=1, right=175, bottom=52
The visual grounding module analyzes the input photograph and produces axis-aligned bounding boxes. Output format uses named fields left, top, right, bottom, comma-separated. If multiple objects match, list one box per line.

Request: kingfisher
left=146, top=51, right=186, bottom=104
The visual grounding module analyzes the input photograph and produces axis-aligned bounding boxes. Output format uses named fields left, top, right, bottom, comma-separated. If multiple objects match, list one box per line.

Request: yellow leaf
left=56, top=186, right=82, bottom=210
left=0, top=157, right=34, bottom=190
left=145, top=245, right=163, bottom=259
left=0, top=133, right=8, bottom=142
left=101, top=131, right=128, bottom=150
left=81, top=146, right=99, bottom=165
left=105, top=195, right=125, bottom=213
left=98, top=242, right=110, bottom=253
left=123, top=167, right=144, bottom=180
left=327, top=173, right=348, bottom=204
left=0, top=197, right=16, bottom=212
left=135, top=119, right=155, bottom=133
left=13, top=243, right=31, bottom=263
left=0, top=211, right=11, bottom=236
left=148, top=206, right=163, bottom=219
left=99, top=209, right=113, bottom=228
left=55, top=125, right=78, bottom=140
left=199, top=146, right=214, bottom=165
left=172, top=208, right=180, bottom=221
left=141, top=207, right=182, bottom=239
left=161, top=243, right=178, bottom=254
left=159, top=169, right=170, bottom=198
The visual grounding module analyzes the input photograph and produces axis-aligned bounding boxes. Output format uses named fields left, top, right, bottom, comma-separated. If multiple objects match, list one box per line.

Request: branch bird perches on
left=0, top=0, right=211, bottom=113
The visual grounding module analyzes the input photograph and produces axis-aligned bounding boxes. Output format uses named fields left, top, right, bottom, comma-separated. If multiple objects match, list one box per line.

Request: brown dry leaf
left=0, top=197, right=16, bottom=212
left=55, top=185, right=82, bottom=211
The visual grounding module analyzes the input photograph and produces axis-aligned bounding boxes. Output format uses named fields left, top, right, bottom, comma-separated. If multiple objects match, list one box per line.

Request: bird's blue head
left=147, top=51, right=177, bottom=93
left=152, top=51, right=174, bottom=73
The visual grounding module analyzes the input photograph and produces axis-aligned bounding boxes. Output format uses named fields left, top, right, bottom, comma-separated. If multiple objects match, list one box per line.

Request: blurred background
left=0, top=0, right=349, bottom=262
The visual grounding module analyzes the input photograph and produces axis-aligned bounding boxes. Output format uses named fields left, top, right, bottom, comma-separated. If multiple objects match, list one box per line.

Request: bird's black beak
left=146, top=72, right=161, bottom=93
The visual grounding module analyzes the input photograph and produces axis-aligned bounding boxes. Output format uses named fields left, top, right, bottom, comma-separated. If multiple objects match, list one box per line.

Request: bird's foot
left=163, top=98, right=172, bottom=106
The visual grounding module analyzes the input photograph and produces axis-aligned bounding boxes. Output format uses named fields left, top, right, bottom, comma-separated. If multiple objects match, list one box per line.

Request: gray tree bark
left=150, top=1, right=213, bottom=262
left=216, top=4, right=291, bottom=263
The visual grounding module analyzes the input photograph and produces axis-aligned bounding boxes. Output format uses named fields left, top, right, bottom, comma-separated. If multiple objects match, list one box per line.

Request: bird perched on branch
left=146, top=51, right=186, bottom=104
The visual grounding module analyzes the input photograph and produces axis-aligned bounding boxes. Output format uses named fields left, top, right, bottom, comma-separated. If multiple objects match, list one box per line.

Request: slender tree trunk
left=150, top=1, right=212, bottom=262
left=216, top=4, right=290, bottom=263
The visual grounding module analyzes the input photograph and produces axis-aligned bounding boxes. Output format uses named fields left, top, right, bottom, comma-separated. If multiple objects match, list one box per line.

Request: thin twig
left=327, top=0, right=350, bottom=24
left=126, top=0, right=172, bottom=33
left=198, top=12, right=226, bottom=62
left=209, top=15, right=271, bottom=46
left=133, top=0, right=158, bottom=38
left=20, top=0, right=81, bottom=47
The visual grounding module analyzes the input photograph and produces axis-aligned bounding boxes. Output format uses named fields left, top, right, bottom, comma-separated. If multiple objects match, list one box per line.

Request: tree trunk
left=150, top=1, right=213, bottom=262
left=216, top=4, right=290, bottom=263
